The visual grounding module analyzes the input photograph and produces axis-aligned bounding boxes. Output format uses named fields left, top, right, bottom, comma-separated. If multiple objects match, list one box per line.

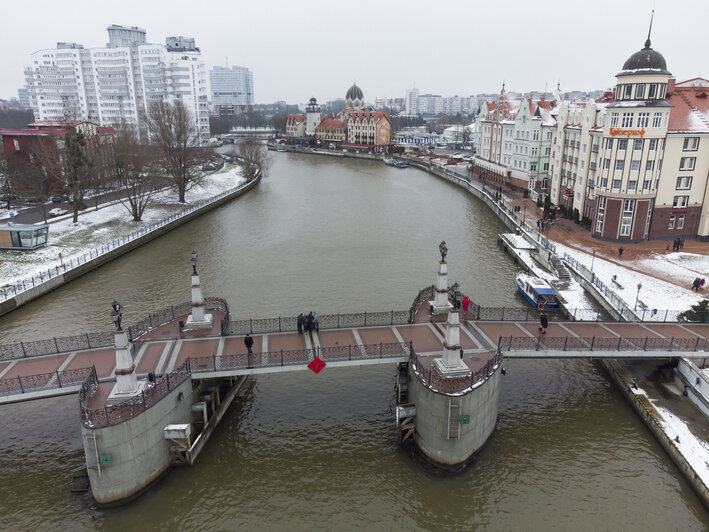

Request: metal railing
left=187, top=341, right=412, bottom=373
left=497, top=334, right=709, bottom=353
left=1, top=365, right=96, bottom=397
left=0, top=298, right=229, bottom=361
left=0, top=170, right=259, bottom=304
left=410, top=285, right=435, bottom=321
left=80, top=360, right=190, bottom=428
left=409, top=348, right=503, bottom=395
left=222, top=310, right=411, bottom=335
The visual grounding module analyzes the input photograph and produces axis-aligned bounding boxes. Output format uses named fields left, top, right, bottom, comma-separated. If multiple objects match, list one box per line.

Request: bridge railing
left=222, top=310, right=411, bottom=335
left=497, top=335, right=709, bottom=352
left=409, top=348, right=503, bottom=396
left=80, top=360, right=190, bottom=428
left=1, top=365, right=96, bottom=397
left=0, top=298, right=229, bottom=361
left=187, top=341, right=412, bottom=373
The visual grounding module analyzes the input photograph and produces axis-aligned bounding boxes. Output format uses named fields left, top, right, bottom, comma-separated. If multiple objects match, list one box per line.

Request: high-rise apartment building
left=210, top=65, right=254, bottom=107
left=23, top=25, right=210, bottom=143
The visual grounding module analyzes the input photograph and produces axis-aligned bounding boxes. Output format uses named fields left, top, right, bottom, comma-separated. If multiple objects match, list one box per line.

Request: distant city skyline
left=1, top=0, right=706, bottom=105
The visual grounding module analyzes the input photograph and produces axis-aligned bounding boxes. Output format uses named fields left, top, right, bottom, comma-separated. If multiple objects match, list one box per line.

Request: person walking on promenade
left=680, top=238, right=685, bottom=249
left=244, top=334, right=254, bottom=355
left=692, top=278, right=701, bottom=291
left=539, top=311, right=548, bottom=334
left=462, top=296, right=471, bottom=317
left=313, top=311, right=320, bottom=332
left=307, top=312, right=315, bottom=332
left=297, top=313, right=304, bottom=334
left=618, top=247, right=624, bottom=259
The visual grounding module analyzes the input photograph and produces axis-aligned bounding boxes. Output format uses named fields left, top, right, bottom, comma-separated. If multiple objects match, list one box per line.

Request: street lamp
left=190, top=250, right=198, bottom=275
left=111, top=300, right=123, bottom=331
left=591, top=248, right=598, bottom=272
left=451, top=281, right=461, bottom=309
left=635, top=282, right=643, bottom=310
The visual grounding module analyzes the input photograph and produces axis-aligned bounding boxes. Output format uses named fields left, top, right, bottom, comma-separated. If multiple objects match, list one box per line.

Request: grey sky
left=1, top=0, right=706, bottom=106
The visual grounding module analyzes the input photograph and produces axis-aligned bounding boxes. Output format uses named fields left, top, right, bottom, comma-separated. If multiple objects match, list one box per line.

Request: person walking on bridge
left=539, top=312, right=548, bottom=334
left=244, top=334, right=254, bottom=355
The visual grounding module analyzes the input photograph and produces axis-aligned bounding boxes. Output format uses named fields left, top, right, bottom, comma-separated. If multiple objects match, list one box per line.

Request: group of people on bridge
left=297, top=312, right=319, bottom=333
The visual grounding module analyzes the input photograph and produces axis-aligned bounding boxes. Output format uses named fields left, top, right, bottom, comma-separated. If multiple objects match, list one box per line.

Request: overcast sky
left=1, top=0, right=706, bottom=106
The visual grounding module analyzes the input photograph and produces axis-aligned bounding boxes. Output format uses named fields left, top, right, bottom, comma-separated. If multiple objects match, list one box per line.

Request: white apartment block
left=210, top=65, right=254, bottom=107
left=24, top=25, right=210, bottom=143
left=404, top=88, right=474, bottom=116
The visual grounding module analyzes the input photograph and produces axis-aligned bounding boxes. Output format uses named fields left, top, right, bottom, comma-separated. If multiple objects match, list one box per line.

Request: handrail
left=497, top=334, right=709, bottom=352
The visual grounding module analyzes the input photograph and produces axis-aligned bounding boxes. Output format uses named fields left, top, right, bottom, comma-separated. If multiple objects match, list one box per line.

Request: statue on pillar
left=439, top=240, right=448, bottom=262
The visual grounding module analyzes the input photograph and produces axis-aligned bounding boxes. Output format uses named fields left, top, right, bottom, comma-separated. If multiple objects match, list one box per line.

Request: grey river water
left=0, top=153, right=707, bottom=530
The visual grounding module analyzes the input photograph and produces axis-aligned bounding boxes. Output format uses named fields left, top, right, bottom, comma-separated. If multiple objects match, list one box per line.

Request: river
left=0, top=152, right=706, bottom=529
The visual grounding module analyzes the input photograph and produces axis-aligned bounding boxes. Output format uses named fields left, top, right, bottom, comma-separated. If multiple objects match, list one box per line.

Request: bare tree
left=110, top=123, right=163, bottom=221
left=12, top=148, right=56, bottom=224
left=0, top=145, right=14, bottom=210
left=60, top=125, right=89, bottom=223
left=230, top=138, right=270, bottom=180
left=144, top=100, right=201, bottom=203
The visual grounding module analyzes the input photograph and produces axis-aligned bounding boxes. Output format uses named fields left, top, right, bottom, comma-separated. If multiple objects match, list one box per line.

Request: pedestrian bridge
left=2, top=292, right=708, bottom=406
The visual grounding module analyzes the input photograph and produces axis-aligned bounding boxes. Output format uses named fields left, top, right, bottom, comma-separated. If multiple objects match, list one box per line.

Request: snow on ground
left=651, top=403, right=709, bottom=489
left=0, top=164, right=244, bottom=288
left=557, top=242, right=706, bottom=312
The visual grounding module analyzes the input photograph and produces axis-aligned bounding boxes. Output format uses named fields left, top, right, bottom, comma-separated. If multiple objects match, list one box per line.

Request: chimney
left=666, top=77, right=676, bottom=97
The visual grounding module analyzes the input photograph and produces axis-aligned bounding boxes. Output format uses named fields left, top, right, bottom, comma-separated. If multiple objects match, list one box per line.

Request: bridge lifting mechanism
left=395, top=361, right=415, bottom=444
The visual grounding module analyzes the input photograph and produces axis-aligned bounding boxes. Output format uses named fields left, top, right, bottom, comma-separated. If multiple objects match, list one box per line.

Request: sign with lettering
left=609, top=128, right=646, bottom=138
left=99, top=454, right=112, bottom=465
left=460, top=415, right=470, bottom=424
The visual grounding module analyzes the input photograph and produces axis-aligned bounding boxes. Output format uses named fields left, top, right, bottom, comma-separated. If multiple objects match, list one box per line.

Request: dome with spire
left=619, top=39, right=670, bottom=75
left=345, top=83, right=363, bottom=101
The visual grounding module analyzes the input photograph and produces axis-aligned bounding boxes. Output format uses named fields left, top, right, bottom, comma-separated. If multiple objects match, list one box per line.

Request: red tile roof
left=348, top=111, right=390, bottom=122
left=667, top=79, right=709, bottom=133
left=286, top=114, right=305, bottom=124
left=316, top=118, right=347, bottom=129
left=0, top=128, right=65, bottom=137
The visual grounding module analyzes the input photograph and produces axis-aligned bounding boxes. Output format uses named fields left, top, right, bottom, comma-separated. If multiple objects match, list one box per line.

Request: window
left=615, top=159, right=625, bottom=171
left=633, top=139, right=643, bottom=150
left=621, top=113, right=633, bottom=127
left=623, top=85, right=632, bottom=99
left=649, top=138, right=658, bottom=150
left=643, top=180, right=651, bottom=191
left=606, top=138, right=614, bottom=149
left=610, top=113, right=619, bottom=127
left=679, top=157, right=696, bottom=171
left=652, top=113, right=663, bottom=127
left=618, top=139, right=627, bottom=150
left=678, top=215, right=685, bottom=230
left=668, top=215, right=675, bottom=230
left=676, top=176, right=693, bottom=190
left=673, top=196, right=689, bottom=209
left=612, top=179, right=621, bottom=189
left=683, top=137, right=699, bottom=151
left=630, top=160, right=640, bottom=171
left=620, top=199, right=635, bottom=236
left=635, top=84, right=645, bottom=99
left=13, top=139, right=20, bottom=150
left=648, top=84, right=657, bottom=98
left=637, top=113, right=649, bottom=127
left=596, top=196, right=606, bottom=232
left=646, top=160, right=655, bottom=171
left=601, top=178, right=609, bottom=188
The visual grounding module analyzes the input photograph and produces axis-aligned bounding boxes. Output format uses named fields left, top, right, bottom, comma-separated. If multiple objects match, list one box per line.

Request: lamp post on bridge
left=635, top=282, right=643, bottom=311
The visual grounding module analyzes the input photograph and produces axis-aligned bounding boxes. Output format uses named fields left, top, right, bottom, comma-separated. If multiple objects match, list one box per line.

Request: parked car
left=52, top=195, right=65, bottom=203
left=48, top=207, right=69, bottom=217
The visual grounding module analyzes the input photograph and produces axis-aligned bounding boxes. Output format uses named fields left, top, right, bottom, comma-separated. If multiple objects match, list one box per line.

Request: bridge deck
left=2, top=314, right=708, bottom=404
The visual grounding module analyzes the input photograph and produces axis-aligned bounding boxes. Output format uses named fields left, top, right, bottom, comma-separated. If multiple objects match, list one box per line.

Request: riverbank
left=0, top=164, right=260, bottom=317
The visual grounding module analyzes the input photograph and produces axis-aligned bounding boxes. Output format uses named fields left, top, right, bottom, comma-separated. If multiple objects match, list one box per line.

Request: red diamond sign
left=308, top=356, right=326, bottom=375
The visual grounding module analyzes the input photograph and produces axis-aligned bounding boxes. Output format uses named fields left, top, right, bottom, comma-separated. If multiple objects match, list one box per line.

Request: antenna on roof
left=645, top=8, right=655, bottom=48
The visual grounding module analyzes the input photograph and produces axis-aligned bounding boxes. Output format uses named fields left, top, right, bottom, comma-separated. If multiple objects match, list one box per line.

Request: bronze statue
left=439, top=240, right=448, bottom=261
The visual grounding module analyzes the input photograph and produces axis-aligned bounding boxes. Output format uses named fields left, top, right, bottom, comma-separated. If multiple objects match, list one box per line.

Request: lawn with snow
left=0, top=164, right=244, bottom=288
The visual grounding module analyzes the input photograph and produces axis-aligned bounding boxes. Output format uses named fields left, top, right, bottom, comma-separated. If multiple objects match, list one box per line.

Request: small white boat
left=394, top=161, right=408, bottom=168
left=383, top=158, right=396, bottom=166
left=516, top=272, right=558, bottom=308
left=276, top=144, right=287, bottom=152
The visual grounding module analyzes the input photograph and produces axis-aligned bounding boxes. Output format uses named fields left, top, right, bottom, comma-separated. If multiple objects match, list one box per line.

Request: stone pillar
left=434, top=309, right=470, bottom=376
left=185, top=272, right=213, bottom=330
left=108, top=328, right=145, bottom=404
left=430, top=260, right=453, bottom=315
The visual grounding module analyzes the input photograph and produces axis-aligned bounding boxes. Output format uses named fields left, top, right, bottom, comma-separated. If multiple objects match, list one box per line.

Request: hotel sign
left=610, top=128, right=646, bottom=138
